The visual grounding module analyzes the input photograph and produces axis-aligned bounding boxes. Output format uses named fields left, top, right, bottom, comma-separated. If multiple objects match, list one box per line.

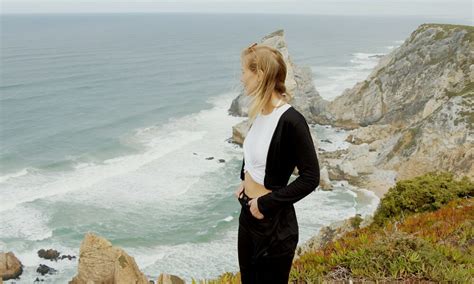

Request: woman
left=235, top=42, right=320, bottom=283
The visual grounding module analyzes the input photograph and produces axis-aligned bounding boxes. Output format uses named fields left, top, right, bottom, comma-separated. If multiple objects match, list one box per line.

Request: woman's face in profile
left=240, top=62, right=258, bottom=95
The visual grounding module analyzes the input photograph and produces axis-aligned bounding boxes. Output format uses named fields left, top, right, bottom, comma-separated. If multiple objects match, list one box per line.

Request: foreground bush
left=372, top=171, right=473, bottom=227
left=291, top=197, right=473, bottom=282
left=199, top=172, right=473, bottom=283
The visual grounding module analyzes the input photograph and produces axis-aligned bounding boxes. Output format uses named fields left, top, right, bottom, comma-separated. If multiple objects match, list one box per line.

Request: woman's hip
left=238, top=191, right=299, bottom=257
left=238, top=191, right=298, bottom=230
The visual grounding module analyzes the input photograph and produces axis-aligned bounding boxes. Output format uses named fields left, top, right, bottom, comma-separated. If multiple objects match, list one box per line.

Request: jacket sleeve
left=240, top=157, right=245, bottom=181
left=257, top=119, right=320, bottom=217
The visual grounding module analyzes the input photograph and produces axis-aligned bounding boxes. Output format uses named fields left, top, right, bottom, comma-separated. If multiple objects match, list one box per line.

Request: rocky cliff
left=322, top=23, right=473, bottom=129
left=331, top=24, right=473, bottom=182
left=3, top=23, right=472, bottom=284
left=228, top=29, right=329, bottom=124
left=232, top=24, right=473, bottom=198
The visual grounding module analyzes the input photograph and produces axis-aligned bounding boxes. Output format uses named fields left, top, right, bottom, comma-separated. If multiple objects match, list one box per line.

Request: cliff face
left=231, top=24, right=473, bottom=195
left=333, top=24, right=474, bottom=181
left=379, top=89, right=473, bottom=180
left=323, top=23, right=473, bottom=129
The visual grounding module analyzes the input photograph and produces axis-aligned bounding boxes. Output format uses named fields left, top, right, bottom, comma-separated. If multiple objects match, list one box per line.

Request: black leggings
left=237, top=190, right=297, bottom=284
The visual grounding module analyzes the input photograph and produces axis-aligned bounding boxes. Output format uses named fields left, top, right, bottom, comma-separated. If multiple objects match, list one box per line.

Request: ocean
left=0, top=12, right=466, bottom=282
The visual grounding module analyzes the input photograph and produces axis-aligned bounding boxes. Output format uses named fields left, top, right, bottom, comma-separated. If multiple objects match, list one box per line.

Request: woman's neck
left=262, top=92, right=286, bottom=115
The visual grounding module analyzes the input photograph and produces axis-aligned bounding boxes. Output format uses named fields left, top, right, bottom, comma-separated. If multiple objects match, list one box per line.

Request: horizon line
left=0, top=11, right=468, bottom=19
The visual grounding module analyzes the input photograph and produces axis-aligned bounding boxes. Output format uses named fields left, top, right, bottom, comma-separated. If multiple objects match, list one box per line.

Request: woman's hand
left=248, top=197, right=264, bottom=219
left=235, top=181, right=244, bottom=199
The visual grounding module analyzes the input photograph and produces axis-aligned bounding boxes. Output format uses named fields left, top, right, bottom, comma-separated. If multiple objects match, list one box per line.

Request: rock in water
left=156, top=273, right=186, bottom=284
left=69, top=232, right=149, bottom=284
left=0, top=252, right=23, bottom=280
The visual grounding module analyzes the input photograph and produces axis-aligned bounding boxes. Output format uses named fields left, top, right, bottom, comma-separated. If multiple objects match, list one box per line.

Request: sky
left=0, top=0, right=472, bottom=22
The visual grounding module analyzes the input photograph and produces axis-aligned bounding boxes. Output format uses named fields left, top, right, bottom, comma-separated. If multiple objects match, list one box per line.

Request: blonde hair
left=241, top=43, right=293, bottom=123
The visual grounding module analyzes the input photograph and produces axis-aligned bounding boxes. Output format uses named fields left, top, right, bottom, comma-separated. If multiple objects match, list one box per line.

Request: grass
left=195, top=171, right=473, bottom=283
left=290, top=171, right=473, bottom=283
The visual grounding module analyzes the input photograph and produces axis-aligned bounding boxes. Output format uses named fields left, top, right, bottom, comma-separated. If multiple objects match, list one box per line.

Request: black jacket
left=240, top=106, right=320, bottom=218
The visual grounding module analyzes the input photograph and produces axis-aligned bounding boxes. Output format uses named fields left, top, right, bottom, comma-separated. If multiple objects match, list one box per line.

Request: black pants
left=237, top=190, right=298, bottom=284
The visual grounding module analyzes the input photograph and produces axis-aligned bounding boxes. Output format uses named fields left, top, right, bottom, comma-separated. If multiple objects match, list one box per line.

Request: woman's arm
left=257, top=119, right=320, bottom=217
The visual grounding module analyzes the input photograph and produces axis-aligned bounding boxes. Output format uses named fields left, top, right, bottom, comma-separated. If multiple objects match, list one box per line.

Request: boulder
left=0, top=251, right=23, bottom=280
left=156, top=273, right=185, bottom=284
left=69, top=232, right=149, bottom=284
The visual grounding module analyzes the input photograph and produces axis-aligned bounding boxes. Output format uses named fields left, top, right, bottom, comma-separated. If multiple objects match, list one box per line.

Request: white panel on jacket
left=243, top=103, right=292, bottom=185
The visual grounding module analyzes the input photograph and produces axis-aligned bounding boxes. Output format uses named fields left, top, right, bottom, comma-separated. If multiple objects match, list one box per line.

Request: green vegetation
left=446, top=81, right=474, bottom=99
left=427, top=45, right=455, bottom=66
left=359, top=80, right=370, bottom=94
left=447, top=81, right=474, bottom=129
left=456, top=110, right=474, bottom=130
left=349, top=214, right=363, bottom=230
left=355, top=77, right=384, bottom=97
left=434, top=30, right=448, bottom=41
left=372, top=171, right=473, bottom=226
left=290, top=171, right=474, bottom=283
left=195, top=171, right=473, bottom=283
left=386, top=125, right=421, bottom=161
left=374, top=78, right=383, bottom=93
left=192, top=272, right=241, bottom=284
left=409, top=23, right=474, bottom=44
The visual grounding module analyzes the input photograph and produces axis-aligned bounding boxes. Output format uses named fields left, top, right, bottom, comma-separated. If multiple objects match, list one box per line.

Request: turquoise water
left=0, top=13, right=466, bottom=282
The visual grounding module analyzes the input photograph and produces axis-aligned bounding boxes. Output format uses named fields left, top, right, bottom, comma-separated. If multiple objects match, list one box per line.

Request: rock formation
left=322, top=24, right=473, bottom=130
left=0, top=252, right=23, bottom=281
left=69, top=232, right=149, bottom=284
left=156, top=273, right=186, bottom=284
left=228, top=29, right=329, bottom=126
left=324, top=24, right=473, bottom=183
left=231, top=24, right=473, bottom=200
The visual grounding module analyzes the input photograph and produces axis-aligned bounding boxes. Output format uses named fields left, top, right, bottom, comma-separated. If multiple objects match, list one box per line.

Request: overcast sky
left=1, top=0, right=472, bottom=22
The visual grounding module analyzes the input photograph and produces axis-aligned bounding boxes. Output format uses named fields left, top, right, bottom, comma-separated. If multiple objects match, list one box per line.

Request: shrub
left=372, top=171, right=473, bottom=227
